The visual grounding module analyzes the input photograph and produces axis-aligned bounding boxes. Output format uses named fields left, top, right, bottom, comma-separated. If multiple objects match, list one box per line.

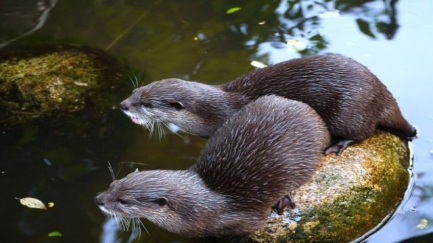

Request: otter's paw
left=324, top=139, right=355, bottom=155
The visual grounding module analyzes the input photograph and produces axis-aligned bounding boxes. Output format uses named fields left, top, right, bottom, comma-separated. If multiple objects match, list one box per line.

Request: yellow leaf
left=18, top=197, right=47, bottom=209
left=416, top=219, right=428, bottom=229
left=48, top=202, right=55, bottom=208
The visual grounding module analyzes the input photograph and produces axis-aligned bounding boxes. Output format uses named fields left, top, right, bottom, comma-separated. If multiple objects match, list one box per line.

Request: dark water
left=1, top=0, right=432, bottom=242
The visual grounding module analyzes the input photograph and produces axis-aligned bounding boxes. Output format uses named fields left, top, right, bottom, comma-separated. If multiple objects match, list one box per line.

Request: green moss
left=249, top=132, right=411, bottom=243
left=0, top=44, right=126, bottom=123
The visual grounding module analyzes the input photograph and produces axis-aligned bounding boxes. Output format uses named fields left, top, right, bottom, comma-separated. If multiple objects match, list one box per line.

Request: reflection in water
left=100, top=217, right=141, bottom=243
left=255, top=0, right=400, bottom=58
left=0, top=0, right=59, bottom=48
left=100, top=218, right=121, bottom=243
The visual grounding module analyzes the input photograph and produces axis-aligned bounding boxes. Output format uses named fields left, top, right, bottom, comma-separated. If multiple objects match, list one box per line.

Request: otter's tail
left=378, top=105, right=417, bottom=140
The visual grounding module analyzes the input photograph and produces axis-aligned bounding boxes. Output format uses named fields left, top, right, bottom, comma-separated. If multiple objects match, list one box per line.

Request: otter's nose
left=119, top=100, right=130, bottom=111
left=94, top=195, right=104, bottom=206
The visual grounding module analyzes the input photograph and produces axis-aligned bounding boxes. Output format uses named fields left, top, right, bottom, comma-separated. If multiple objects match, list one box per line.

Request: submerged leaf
left=226, top=7, right=241, bottom=14
left=18, top=197, right=47, bottom=209
left=48, top=231, right=63, bottom=237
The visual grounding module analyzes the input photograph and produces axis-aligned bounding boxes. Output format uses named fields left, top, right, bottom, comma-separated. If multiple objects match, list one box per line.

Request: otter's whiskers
left=104, top=210, right=148, bottom=239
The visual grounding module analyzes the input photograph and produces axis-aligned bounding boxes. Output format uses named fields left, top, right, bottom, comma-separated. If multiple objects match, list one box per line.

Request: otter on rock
left=95, top=95, right=330, bottom=242
left=120, top=55, right=416, bottom=155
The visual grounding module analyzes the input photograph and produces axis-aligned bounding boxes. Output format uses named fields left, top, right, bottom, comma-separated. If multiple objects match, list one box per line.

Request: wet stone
left=248, top=131, right=410, bottom=243
left=0, top=44, right=126, bottom=124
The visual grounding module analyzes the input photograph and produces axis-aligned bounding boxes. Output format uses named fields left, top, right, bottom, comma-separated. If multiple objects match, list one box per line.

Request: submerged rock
left=0, top=44, right=126, bottom=124
left=249, top=131, right=410, bottom=243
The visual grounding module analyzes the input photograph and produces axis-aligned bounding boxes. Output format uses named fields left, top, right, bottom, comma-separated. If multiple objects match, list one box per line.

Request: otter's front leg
left=273, top=194, right=296, bottom=215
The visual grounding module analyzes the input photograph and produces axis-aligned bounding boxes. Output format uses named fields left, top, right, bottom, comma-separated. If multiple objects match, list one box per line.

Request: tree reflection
left=197, top=0, right=400, bottom=56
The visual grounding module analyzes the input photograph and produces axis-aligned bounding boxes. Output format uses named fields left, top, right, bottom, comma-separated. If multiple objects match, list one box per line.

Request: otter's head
left=95, top=170, right=171, bottom=220
left=119, top=78, right=249, bottom=138
left=94, top=169, right=226, bottom=237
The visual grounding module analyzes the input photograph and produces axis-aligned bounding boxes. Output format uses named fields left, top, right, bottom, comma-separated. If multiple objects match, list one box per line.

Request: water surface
left=1, top=0, right=432, bottom=242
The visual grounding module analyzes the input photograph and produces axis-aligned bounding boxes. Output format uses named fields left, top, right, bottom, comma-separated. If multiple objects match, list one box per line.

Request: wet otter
left=95, top=95, right=330, bottom=242
left=120, top=55, right=416, bottom=155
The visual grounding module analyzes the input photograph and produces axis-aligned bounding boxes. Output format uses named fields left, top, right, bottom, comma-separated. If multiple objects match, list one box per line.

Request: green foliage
left=357, top=18, right=376, bottom=38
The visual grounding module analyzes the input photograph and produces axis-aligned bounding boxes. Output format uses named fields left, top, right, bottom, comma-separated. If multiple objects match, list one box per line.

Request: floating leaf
left=48, top=202, right=55, bottom=208
left=287, top=39, right=307, bottom=52
left=250, top=61, right=268, bottom=68
left=416, top=219, right=428, bottom=229
left=48, top=231, right=63, bottom=237
left=226, top=7, right=241, bottom=14
left=18, top=197, right=47, bottom=209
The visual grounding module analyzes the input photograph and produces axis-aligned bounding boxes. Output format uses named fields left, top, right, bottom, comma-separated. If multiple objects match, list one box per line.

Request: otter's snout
left=119, top=100, right=130, bottom=112
left=94, top=195, right=104, bottom=206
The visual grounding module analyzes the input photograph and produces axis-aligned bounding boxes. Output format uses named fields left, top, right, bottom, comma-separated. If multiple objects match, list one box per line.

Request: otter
left=120, top=55, right=416, bottom=155
left=95, top=95, right=330, bottom=242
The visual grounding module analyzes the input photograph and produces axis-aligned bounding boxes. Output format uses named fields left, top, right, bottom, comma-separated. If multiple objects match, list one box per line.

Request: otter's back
left=221, top=55, right=416, bottom=141
left=190, top=95, right=330, bottom=212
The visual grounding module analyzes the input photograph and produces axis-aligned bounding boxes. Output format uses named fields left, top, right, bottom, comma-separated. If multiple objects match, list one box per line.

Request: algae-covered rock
left=0, top=44, right=126, bottom=124
left=248, top=131, right=410, bottom=243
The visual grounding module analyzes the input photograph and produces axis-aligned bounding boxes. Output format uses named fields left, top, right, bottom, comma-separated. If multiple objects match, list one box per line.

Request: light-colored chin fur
left=98, top=205, right=147, bottom=238
left=98, top=205, right=111, bottom=214
left=129, top=115, right=142, bottom=124
left=122, top=110, right=167, bottom=139
left=122, top=110, right=150, bottom=125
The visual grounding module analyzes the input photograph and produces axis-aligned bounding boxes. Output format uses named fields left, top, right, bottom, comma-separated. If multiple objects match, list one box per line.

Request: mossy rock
left=249, top=131, right=410, bottom=243
left=0, top=44, right=126, bottom=124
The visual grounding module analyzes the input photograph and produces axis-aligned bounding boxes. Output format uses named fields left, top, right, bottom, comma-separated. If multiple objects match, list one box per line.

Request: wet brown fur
left=96, top=96, right=330, bottom=241
left=120, top=55, right=416, bottom=154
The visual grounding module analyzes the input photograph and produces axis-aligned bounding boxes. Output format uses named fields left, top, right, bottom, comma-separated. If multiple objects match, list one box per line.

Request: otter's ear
left=168, top=101, right=184, bottom=110
left=155, top=197, right=168, bottom=206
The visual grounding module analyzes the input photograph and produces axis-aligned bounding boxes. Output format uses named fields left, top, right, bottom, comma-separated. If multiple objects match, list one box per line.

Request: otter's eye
left=169, top=101, right=184, bottom=110
left=141, top=102, right=152, bottom=108
left=118, top=199, right=128, bottom=205
left=154, top=197, right=168, bottom=206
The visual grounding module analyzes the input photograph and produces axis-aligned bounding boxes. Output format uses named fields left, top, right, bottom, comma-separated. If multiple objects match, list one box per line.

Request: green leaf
left=226, top=7, right=241, bottom=14
left=356, top=19, right=375, bottom=39
left=48, top=231, right=63, bottom=237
